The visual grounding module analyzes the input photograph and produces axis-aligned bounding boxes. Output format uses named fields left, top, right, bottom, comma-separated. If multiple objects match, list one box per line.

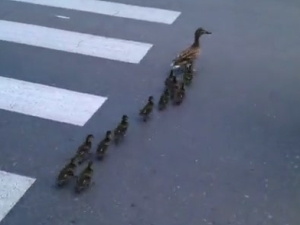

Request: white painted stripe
left=0, top=20, right=152, bottom=64
left=0, top=76, right=107, bottom=126
left=0, top=170, right=36, bottom=222
left=10, top=0, right=181, bottom=24
left=55, top=15, right=70, bottom=19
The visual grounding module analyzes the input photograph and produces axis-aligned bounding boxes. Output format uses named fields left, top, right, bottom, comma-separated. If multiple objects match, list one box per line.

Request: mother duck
left=171, top=27, right=211, bottom=70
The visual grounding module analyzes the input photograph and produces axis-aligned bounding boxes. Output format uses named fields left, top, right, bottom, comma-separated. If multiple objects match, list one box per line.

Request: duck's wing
left=172, top=47, right=200, bottom=66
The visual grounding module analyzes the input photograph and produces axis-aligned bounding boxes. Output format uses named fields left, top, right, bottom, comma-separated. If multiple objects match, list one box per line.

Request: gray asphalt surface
left=0, top=0, right=300, bottom=224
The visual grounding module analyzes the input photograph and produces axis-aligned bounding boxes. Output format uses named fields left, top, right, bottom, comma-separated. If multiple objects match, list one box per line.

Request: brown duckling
left=56, top=157, right=77, bottom=187
left=96, top=130, right=112, bottom=160
left=158, top=88, right=170, bottom=111
left=165, top=69, right=175, bottom=90
left=139, top=96, right=154, bottom=122
left=174, top=82, right=185, bottom=105
left=169, top=76, right=179, bottom=100
left=75, top=161, right=94, bottom=193
left=114, top=115, right=129, bottom=144
left=75, top=134, right=94, bottom=165
left=171, top=28, right=211, bottom=70
left=183, top=63, right=194, bottom=86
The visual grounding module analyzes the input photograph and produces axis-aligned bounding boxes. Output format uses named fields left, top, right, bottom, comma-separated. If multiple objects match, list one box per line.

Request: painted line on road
left=55, top=15, right=70, bottom=19
left=0, top=170, right=36, bottom=222
left=0, top=76, right=107, bottom=126
left=10, top=0, right=181, bottom=24
left=0, top=20, right=153, bottom=64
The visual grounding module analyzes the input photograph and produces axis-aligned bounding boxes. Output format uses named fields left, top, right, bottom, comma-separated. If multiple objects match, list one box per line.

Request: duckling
left=158, top=88, right=170, bottom=111
left=75, top=161, right=94, bottom=193
left=96, top=130, right=112, bottom=160
left=56, top=157, right=77, bottom=187
left=174, top=82, right=185, bottom=105
left=171, top=28, right=211, bottom=70
left=75, top=134, right=94, bottom=165
left=169, top=76, right=179, bottom=100
left=165, top=69, right=175, bottom=90
left=183, top=63, right=194, bottom=86
left=114, top=115, right=129, bottom=144
left=139, top=96, right=154, bottom=122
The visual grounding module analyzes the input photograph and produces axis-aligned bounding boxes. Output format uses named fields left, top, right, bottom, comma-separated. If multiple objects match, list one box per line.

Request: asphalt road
left=0, top=0, right=300, bottom=224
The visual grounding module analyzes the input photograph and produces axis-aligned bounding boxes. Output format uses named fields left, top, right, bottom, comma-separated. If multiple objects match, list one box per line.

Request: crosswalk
left=0, top=0, right=181, bottom=223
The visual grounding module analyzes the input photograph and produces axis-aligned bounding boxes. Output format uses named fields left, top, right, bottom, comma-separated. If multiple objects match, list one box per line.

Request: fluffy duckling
left=56, top=157, right=77, bottom=187
left=174, top=82, right=186, bottom=105
left=183, top=63, right=194, bottom=86
left=114, top=115, right=129, bottom=144
left=169, top=76, right=179, bottom=100
left=158, top=88, right=170, bottom=111
left=75, top=134, right=94, bottom=165
left=75, top=161, right=94, bottom=193
left=96, top=130, right=112, bottom=160
left=165, top=70, right=175, bottom=90
left=139, top=96, right=154, bottom=122
left=171, top=28, right=211, bottom=70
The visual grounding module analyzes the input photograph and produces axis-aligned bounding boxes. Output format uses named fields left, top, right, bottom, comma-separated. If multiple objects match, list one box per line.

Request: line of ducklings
left=138, top=63, right=194, bottom=121
left=55, top=27, right=211, bottom=194
left=56, top=115, right=129, bottom=193
left=56, top=65, right=192, bottom=193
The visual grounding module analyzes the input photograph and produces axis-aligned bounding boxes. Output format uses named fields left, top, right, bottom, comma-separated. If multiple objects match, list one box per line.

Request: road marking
left=10, top=0, right=181, bottom=24
left=0, top=170, right=36, bottom=222
left=0, top=20, right=152, bottom=64
left=0, top=76, right=107, bottom=126
left=55, top=15, right=70, bottom=19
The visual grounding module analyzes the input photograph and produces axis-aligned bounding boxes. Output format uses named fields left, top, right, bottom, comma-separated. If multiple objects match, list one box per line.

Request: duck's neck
left=192, top=34, right=201, bottom=47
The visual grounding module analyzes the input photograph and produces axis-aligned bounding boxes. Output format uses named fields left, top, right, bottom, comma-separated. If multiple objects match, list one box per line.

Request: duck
left=75, top=134, right=94, bottom=165
left=56, top=157, right=77, bottom=187
left=169, top=76, right=179, bottom=100
left=158, top=88, right=170, bottom=111
left=139, top=96, right=154, bottom=122
left=183, top=63, right=194, bottom=86
left=171, top=27, right=211, bottom=70
left=96, top=130, right=112, bottom=160
left=114, top=115, right=129, bottom=144
left=75, top=161, right=94, bottom=193
left=174, top=82, right=185, bottom=105
left=165, top=69, right=175, bottom=90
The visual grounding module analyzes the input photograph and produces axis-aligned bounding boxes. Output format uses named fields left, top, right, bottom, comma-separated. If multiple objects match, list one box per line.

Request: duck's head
left=148, top=96, right=154, bottom=102
left=122, top=115, right=128, bottom=121
left=195, top=28, right=211, bottom=37
left=106, top=130, right=112, bottom=136
left=86, top=134, right=94, bottom=142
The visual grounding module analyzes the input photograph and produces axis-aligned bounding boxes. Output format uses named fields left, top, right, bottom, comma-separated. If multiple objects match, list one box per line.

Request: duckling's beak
left=204, top=30, right=211, bottom=34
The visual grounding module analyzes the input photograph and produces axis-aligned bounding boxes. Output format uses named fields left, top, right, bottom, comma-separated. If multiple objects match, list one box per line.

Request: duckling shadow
left=52, top=176, right=78, bottom=191
left=71, top=181, right=96, bottom=196
left=137, top=114, right=154, bottom=123
left=113, top=136, right=126, bottom=146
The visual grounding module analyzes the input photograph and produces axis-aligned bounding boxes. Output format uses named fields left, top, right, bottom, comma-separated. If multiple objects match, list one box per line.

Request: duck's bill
left=205, top=30, right=212, bottom=34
